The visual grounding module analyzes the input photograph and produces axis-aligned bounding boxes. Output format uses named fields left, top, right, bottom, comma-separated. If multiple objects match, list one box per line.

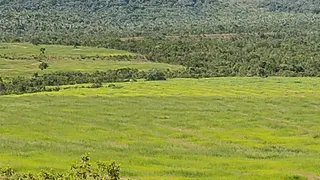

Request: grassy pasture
left=0, top=43, right=131, bottom=57
left=0, top=43, right=183, bottom=77
left=0, top=58, right=182, bottom=77
left=0, top=77, right=320, bottom=179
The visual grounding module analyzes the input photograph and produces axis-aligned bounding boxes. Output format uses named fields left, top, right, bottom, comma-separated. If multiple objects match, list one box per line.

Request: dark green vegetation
left=0, top=0, right=319, bottom=43
left=261, top=0, right=320, bottom=13
left=0, top=154, right=121, bottom=179
left=110, top=34, right=320, bottom=77
left=0, top=68, right=166, bottom=95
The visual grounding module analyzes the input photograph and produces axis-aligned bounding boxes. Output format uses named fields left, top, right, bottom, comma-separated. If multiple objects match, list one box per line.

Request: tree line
left=0, top=68, right=171, bottom=95
left=105, top=33, right=320, bottom=77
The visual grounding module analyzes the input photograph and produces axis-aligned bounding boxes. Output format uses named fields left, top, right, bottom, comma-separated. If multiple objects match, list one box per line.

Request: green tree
left=39, top=62, right=48, bottom=70
left=40, top=48, right=46, bottom=55
left=0, top=77, right=5, bottom=93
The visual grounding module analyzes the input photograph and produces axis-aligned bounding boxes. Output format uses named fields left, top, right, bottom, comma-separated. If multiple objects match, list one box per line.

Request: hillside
left=0, top=43, right=182, bottom=77
left=1, top=1, right=320, bottom=179
left=1, top=78, right=320, bottom=179
left=0, top=0, right=319, bottom=44
left=261, top=0, right=320, bottom=13
left=0, top=0, right=319, bottom=79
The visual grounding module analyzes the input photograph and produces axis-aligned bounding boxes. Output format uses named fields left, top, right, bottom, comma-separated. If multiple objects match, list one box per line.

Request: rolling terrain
left=0, top=43, right=182, bottom=77
left=1, top=78, right=320, bottom=179
left=0, top=0, right=319, bottom=44
left=0, top=42, right=319, bottom=179
left=0, top=0, right=320, bottom=179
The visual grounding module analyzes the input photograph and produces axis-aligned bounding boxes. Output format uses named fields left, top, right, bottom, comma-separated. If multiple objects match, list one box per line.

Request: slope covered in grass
left=0, top=58, right=182, bottom=77
left=0, top=43, right=131, bottom=57
left=0, top=78, right=320, bottom=179
left=0, top=43, right=183, bottom=77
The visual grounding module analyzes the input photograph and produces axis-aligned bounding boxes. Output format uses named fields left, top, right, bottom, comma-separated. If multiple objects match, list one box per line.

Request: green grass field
left=0, top=43, right=183, bottom=77
left=0, top=43, right=131, bottom=57
left=0, top=58, right=182, bottom=77
left=1, top=78, right=320, bottom=179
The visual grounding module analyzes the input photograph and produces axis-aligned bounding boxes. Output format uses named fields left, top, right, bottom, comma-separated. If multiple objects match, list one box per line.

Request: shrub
left=91, top=82, right=102, bottom=88
left=40, top=48, right=46, bottom=54
left=146, top=68, right=166, bottom=81
left=0, top=154, right=121, bottom=180
left=39, top=62, right=49, bottom=70
left=108, top=84, right=116, bottom=88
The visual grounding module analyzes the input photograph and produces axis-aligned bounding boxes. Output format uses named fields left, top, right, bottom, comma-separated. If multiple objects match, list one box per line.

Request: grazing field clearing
left=0, top=58, right=183, bottom=77
left=0, top=43, right=131, bottom=57
left=0, top=43, right=183, bottom=77
left=1, top=78, right=320, bottom=179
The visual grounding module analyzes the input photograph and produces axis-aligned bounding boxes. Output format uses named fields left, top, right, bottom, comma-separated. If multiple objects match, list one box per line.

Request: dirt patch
left=293, top=171, right=320, bottom=180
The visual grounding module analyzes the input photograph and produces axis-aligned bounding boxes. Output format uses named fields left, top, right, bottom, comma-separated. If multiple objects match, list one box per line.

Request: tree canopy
left=0, top=0, right=319, bottom=43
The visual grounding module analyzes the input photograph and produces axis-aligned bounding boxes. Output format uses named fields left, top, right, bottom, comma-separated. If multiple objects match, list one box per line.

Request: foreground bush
left=0, top=154, right=120, bottom=180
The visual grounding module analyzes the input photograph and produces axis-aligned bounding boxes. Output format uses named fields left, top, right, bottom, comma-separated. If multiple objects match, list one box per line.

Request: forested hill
left=261, top=0, right=320, bottom=13
left=0, top=0, right=319, bottom=43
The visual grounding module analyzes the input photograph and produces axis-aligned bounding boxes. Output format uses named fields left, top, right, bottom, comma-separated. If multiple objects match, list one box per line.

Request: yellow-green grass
left=0, top=58, right=183, bottom=77
left=1, top=78, right=320, bottom=179
left=0, top=43, right=131, bottom=57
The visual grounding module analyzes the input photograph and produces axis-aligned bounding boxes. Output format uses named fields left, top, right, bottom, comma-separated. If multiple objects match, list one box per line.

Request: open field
left=0, top=43, right=183, bottom=77
left=0, top=58, right=182, bottom=77
left=1, top=78, right=320, bottom=179
left=0, top=43, right=131, bottom=57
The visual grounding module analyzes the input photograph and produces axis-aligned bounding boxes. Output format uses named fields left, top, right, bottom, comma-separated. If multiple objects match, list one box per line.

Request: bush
left=146, top=68, right=166, bottom=81
left=0, top=154, right=121, bottom=180
left=39, top=62, right=49, bottom=70
left=91, top=82, right=102, bottom=88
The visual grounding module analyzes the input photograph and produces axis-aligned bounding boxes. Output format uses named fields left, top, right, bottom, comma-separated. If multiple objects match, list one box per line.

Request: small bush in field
left=39, top=62, right=49, bottom=70
left=146, top=68, right=166, bottom=81
left=91, top=82, right=102, bottom=88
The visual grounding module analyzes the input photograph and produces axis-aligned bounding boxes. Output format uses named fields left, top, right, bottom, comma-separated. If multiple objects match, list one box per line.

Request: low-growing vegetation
left=0, top=68, right=171, bottom=95
left=0, top=154, right=121, bottom=180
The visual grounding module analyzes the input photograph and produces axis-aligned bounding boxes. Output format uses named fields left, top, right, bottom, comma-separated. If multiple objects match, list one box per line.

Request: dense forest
left=261, top=0, right=320, bottom=13
left=0, top=0, right=319, bottom=43
left=109, top=33, right=320, bottom=77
